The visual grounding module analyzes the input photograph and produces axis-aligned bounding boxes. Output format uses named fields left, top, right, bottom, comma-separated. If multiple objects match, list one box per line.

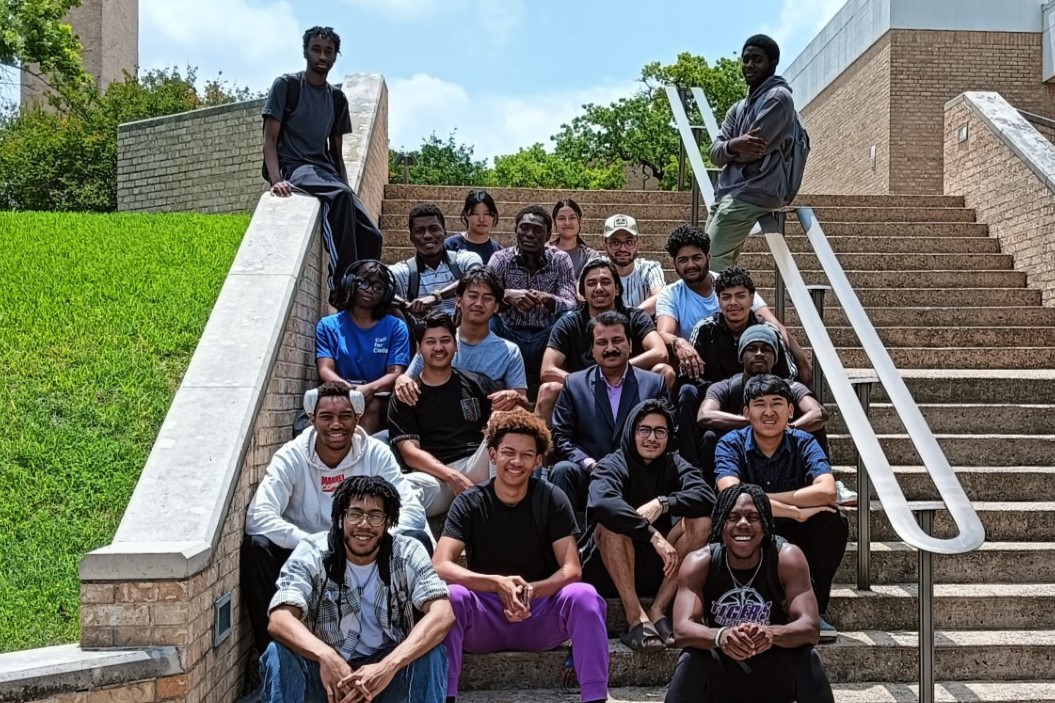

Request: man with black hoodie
left=707, top=34, right=798, bottom=273
left=581, top=399, right=716, bottom=651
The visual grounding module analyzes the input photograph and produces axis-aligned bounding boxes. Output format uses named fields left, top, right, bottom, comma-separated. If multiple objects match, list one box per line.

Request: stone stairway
left=380, top=185, right=1055, bottom=702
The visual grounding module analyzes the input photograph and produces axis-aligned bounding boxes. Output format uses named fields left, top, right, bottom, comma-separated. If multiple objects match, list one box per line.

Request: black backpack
left=261, top=72, right=350, bottom=182
left=405, top=254, right=463, bottom=302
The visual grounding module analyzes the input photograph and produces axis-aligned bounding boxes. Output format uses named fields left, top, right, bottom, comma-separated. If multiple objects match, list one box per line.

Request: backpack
left=784, top=112, right=810, bottom=205
left=406, top=254, right=463, bottom=302
left=261, top=72, right=350, bottom=182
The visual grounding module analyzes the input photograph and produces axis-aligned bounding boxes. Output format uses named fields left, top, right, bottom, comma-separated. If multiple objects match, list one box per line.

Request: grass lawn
left=0, top=211, right=249, bottom=651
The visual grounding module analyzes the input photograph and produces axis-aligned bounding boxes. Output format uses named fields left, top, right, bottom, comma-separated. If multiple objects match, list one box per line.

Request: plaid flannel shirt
left=270, top=532, right=449, bottom=653
left=487, top=245, right=578, bottom=329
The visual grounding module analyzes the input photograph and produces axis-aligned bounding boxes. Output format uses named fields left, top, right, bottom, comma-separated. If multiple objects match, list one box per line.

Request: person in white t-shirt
left=242, top=383, right=430, bottom=655
left=603, top=214, right=666, bottom=316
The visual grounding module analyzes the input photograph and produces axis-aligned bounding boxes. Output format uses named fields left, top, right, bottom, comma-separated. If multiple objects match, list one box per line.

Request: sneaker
left=836, top=480, right=858, bottom=507
left=819, top=618, right=838, bottom=643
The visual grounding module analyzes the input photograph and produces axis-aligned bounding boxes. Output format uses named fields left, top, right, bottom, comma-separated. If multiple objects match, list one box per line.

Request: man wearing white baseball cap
left=241, top=382, right=430, bottom=655
left=603, top=214, right=666, bottom=316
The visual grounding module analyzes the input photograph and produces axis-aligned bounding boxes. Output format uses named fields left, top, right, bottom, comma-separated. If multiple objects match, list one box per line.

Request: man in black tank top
left=666, top=485, right=834, bottom=703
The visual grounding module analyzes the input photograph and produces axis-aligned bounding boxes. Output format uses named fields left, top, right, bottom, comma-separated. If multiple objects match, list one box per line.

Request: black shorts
left=580, top=535, right=666, bottom=598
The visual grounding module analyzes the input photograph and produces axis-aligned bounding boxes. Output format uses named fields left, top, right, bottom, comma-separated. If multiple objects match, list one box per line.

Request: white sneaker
left=836, top=480, right=858, bottom=507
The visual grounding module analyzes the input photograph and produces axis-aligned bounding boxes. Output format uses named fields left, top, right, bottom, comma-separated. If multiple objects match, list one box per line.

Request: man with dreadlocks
left=263, top=27, right=384, bottom=290
left=261, top=475, right=453, bottom=703
left=316, top=259, right=411, bottom=433
left=666, top=484, right=834, bottom=703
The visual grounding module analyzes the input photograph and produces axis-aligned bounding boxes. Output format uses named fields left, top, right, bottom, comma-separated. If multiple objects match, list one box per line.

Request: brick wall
left=945, top=94, right=1055, bottom=307
left=799, top=35, right=892, bottom=195
left=117, top=100, right=267, bottom=214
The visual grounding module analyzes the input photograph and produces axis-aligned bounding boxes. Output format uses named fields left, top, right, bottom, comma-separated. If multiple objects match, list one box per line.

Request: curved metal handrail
left=665, top=83, right=984, bottom=555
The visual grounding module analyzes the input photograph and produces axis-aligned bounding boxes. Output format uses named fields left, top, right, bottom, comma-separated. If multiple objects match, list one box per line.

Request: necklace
left=350, top=562, right=379, bottom=595
left=725, top=549, right=764, bottom=590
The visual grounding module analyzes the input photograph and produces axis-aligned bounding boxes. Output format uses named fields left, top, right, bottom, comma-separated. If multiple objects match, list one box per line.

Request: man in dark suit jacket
left=550, top=310, right=669, bottom=518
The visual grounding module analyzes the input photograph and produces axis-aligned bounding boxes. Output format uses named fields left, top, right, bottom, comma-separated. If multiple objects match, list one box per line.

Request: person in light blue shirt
left=316, top=260, right=411, bottom=432
left=394, top=269, right=528, bottom=412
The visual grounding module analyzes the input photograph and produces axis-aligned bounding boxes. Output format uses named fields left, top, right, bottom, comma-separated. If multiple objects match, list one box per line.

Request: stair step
left=768, top=288, right=1041, bottom=307
left=827, top=434, right=1055, bottom=466
left=838, top=542, right=1055, bottom=583
left=829, top=404, right=1055, bottom=434
left=871, top=370, right=1055, bottom=404
left=840, top=501, right=1055, bottom=541
left=790, top=207, right=976, bottom=223
left=834, top=466, right=1055, bottom=502
left=835, top=347, right=1055, bottom=370
left=745, top=235, right=1002, bottom=254
left=789, top=307, right=1055, bottom=327
left=799, top=326, right=1055, bottom=347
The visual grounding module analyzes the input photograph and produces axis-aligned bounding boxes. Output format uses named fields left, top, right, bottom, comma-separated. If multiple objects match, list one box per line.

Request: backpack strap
left=447, top=252, right=463, bottom=282
left=407, top=257, right=420, bottom=302
left=261, top=72, right=302, bottom=182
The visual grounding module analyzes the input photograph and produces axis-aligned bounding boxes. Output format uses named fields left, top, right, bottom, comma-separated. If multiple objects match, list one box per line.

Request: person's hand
left=408, top=294, right=439, bottom=316
left=493, top=575, right=532, bottom=621
left=729, top=128, right=767, bottom=159
left=393, top=374, right=419, bottom=406
left=505, top=289, right=540, bottom=312
left=637, top=499, right=664, bottom=525
left=488, top=389, right=523, bottom=411
left=795, top=505, right=838, bottom=523
left=445, top=470, right=475, bottom=496
left=318, top=649, right=355, bottom=702
left=720, top=624, right=757, bottom=661
left=673, top=338, right=704, bottom=379
left=270, top=180, right=294, bottom=197
left=741, top=622, right=773, bottom=656
left=649, top=531, right=679, bottom=578
left=340, top=660, right=398, bottom=702
left=530, top=290, right=555, bottom=310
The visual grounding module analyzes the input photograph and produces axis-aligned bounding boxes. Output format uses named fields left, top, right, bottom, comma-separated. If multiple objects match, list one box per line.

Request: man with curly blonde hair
left=433, top=409, right=610, bottom=703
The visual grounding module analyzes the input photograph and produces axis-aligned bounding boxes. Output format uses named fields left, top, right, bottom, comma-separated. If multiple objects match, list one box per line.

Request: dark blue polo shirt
left=714, top=427, right=831, bottom=492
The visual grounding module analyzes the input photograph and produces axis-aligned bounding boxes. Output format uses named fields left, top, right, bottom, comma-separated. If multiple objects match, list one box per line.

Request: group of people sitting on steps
left=254, top=22, right=842, bottom=703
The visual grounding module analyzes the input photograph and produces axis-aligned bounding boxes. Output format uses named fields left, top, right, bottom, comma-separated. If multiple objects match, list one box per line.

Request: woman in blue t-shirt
left=315, top=260, right=411, bottom=433
left=444, top=189, right=503, bottom=264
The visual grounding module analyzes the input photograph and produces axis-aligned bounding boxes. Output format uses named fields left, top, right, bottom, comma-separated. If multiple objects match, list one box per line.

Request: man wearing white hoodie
left=241, top=382, right=430, bottom=653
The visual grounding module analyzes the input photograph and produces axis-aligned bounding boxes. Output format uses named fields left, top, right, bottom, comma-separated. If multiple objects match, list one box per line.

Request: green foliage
left=486, top=143, right=625, bottom=190
left=0, top=66, right=258, bottom=212
left=389, top=132, right=490, bottom=186
left=0, top=211, right=248, bottom=651
left=0, top=0, right=89, bottom=90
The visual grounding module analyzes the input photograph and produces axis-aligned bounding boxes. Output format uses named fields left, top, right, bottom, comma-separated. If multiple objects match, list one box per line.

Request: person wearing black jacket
left=580, top=399, right=716, bottom=651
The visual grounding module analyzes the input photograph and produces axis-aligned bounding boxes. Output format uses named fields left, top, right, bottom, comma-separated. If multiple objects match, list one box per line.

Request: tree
left=486, top=144, right=624, bottom=190
left=1, top=0, right=90, bottom=90
left=552, top=52, right=746, bottom=189
left=389, top=132, right=489, bottom=186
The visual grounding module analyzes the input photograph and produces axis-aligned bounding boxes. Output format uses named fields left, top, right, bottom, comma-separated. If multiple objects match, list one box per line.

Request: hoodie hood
left=302, top=424, right=371, bottom=472
left=620, top=398, right=678, bottom=467
left=748, top=74, right=789, bottom=100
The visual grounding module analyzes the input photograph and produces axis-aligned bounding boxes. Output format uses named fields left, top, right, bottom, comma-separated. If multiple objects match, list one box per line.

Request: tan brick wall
left=945, top=99, right=1055, bottom=307
left=116, top=100, right=267, bottom=214
left=356, top=82, right=389, bottom=223
left=77, top=241, right=324, bottom=703
left=799, top=35, right=892, bottom=195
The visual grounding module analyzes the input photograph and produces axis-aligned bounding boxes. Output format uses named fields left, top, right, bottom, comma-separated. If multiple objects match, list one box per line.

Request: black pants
left=666, top=645, right=834, bottom=703
left=288, top=164, right=383, bottom=289
left=676, top=382, right=706, bottom=470
left=241, top=534, right=294, bottom=654
left=774, top=510, right=849, bottom=614
left=550, top=460, right=589, bottom=518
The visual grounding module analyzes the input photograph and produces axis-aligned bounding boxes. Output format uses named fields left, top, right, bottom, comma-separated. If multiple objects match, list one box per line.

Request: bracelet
left=431, top=292, right=442, bottom=303
left=714, top=627, right=726, bottom=650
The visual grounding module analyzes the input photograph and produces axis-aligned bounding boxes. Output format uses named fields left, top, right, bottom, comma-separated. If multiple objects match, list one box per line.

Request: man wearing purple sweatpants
left=433, top=408, right=610, bottom=703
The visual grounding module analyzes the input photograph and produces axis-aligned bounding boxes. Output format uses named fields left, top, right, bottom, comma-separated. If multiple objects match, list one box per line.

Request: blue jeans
left=259, top=640, right=448, bottom=703
left=490, top=315, right=550, bottom=378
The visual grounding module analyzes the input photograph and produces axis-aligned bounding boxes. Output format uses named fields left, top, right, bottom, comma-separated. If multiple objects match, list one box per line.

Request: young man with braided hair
left=434, top=409, right=609, bottom=703
left=263, top=27, right=384, bottom=289
left=666, top=484, right=834, bottom=703
left=261, top=475, right=454, bottom=703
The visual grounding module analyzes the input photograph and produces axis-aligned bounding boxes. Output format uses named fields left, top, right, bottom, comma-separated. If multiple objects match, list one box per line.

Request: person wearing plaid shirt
left=487, top=204, right=578, bottom=377
left=260, top=475, right=454, bottom=703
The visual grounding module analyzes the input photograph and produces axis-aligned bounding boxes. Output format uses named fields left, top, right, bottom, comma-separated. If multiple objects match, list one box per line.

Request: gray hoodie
left=710, top=75, right=796, bottom=210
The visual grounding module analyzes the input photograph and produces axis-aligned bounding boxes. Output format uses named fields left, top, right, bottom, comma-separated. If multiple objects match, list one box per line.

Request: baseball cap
left=603, top=214, right=639, bottom=238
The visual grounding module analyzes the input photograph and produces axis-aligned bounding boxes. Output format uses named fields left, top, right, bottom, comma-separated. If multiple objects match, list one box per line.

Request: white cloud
left=477, top=0, right=526, bottom=44
left=388, top=72, right=638, bottom=161
left=339, top=0, right=445, bottom=21
left=761, top=0, right=847, bottom=52
left=338, top=0, right=522, bottom=43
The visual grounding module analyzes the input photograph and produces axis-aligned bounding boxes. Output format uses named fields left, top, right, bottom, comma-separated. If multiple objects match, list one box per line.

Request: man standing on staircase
left=707, top=34, right=798, bottom=274
left=263, top=27, right=384, bottom=290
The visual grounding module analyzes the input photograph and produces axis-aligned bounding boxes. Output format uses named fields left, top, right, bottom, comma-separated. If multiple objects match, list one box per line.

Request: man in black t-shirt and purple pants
left=388, top=313, right=498, bottom=516
left=433, top=409, right=609, bottom=703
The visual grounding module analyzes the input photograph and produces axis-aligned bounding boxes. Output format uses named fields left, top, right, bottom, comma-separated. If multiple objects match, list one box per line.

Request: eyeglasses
left=607, top=239, right=637, bottom=249
left=356, top=280, right=386, bottom=294
left=635, top=425, right=669, bottom=439
left=344, top=510, right=387, bottom=527
left=725, top=513, right=762, bottom=525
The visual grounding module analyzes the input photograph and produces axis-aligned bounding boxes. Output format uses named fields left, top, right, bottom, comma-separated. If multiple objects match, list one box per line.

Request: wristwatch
left=658, top=496, right=670, bottom=514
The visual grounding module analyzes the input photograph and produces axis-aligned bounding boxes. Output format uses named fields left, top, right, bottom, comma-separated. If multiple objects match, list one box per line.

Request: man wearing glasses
left=580, top=399, right=714, bottom=651
left=242, top=384, right=430, bottom=656
left=602, top=214, right=666, bottom=316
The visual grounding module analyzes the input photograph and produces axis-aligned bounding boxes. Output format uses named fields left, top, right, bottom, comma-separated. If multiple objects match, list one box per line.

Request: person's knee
left=447, top=584, right=473, bottom=618
left=593, top=523, right=626, bottom=549
left=260, top=640, right=298, bottom=671
left=654, top=363, right=676, bottom=389
left=559, top=581, right=606, bottom=614
left=683, top=517, right=712, bottom=544
left=243, top=533, right=275, bottom=553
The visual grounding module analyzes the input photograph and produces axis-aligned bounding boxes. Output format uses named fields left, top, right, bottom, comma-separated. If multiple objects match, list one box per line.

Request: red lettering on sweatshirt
left=320, top=474, right=346, bottom=494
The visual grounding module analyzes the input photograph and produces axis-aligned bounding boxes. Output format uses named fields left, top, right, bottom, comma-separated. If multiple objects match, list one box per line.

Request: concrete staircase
left=380, top=184, right=1055, bottom=702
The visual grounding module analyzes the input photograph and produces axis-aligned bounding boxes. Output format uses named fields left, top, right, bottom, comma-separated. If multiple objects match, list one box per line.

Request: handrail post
left=690, top=126, right=703, bottom=227
left=916, top=507, right=937, bottom=703
left=677, top=87, right=689, bottom=192
left=850, top=375, right=879, bottom=591
left=806, top=285, right=831, bottom=404
left=773, top=212, right=788, bottom=322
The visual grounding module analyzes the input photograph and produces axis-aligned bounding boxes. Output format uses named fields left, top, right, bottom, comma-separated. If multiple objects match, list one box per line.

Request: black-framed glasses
left=607, top=238, right=637, bottom=249
left=344, top=509, right=387, bottom=526
left=635, top=425, right=669, bottom=439
left=356, top=280, right=386, bottom=294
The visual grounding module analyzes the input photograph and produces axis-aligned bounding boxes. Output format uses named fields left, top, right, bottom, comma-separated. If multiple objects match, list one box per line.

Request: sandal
left=653, top=616, right=675, bottom=647
left=619, top=621, right=665, bottom=651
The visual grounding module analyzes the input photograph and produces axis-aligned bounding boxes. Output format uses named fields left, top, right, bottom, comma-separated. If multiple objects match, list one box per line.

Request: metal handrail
left=665, top=84, right=985, bottom=555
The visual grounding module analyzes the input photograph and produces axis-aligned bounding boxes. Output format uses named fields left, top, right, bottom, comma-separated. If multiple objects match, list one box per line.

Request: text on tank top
left=703, top=537, right=790, bottom=627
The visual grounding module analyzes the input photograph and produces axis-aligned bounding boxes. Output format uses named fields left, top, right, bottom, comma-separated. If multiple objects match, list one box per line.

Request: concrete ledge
left=117, top=98, right=265, bottom=132
left=0, top=645, right=181, bottom=702
left=80, top=194, right=320, bottom=581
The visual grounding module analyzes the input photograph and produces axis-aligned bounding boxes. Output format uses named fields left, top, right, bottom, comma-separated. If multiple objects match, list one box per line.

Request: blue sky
left=2, top=0, right=845, bottom=160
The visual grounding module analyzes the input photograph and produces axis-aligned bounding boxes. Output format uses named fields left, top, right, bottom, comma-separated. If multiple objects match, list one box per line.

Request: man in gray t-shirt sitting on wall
left=262, top=26, right=383, bottom=292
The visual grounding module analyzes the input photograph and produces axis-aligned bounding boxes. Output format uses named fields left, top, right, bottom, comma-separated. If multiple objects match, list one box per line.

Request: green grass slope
left=0, top=211, right=249, bottom=651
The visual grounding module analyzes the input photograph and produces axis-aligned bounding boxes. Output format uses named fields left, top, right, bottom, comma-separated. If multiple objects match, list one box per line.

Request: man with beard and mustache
left=602, top=214, right=665, bottom=316
left=388, top=313, right=499, bottom=516
left=242, top=383, right=430, bottom=656
left=263, top=27, right=384, bottom=290
left=549, top=311, right=669, bottom=519
left=261, top=475, right=454, bottom=703
left=666, top=484, right=834, bottom=703
left=707, top=34, right=801, bottom=274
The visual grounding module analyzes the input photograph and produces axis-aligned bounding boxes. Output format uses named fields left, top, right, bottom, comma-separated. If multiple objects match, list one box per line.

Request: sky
left=1, top=0, right=846, bottom=160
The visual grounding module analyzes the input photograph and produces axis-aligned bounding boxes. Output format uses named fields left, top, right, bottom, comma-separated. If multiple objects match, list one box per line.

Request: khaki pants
left=705, top=196, right=774, bottom=274
left=405, top=442, right=492, bottom=517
